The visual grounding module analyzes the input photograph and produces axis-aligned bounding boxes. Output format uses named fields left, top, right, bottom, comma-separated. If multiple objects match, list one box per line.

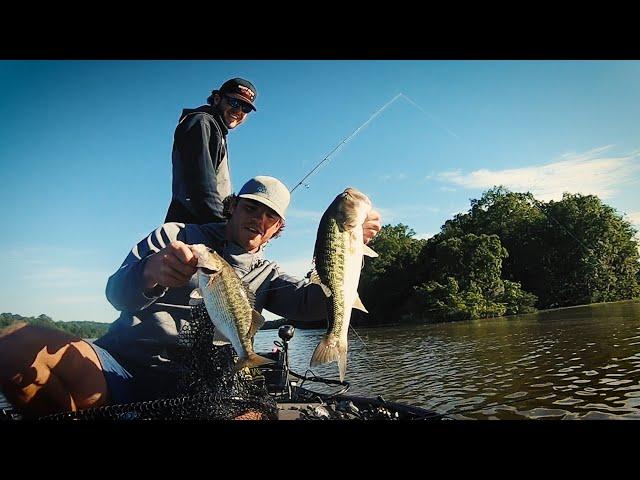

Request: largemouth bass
left=189, top=244, right=274, bottom=372
left=309, top=188, right=378, bottom=381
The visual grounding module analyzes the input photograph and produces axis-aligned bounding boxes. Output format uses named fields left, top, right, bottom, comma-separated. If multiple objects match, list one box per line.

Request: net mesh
left=38, top=303, right=278, bottom=421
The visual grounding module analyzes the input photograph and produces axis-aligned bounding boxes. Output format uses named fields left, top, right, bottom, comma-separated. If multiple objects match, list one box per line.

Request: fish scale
left=315, top=216, right=347, bottom=335
left=309, top=188, right=378, bottom=381
left=190, top=244, right=273, bottom=372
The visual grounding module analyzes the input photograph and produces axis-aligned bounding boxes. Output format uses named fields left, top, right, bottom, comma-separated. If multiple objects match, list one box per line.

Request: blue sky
left=1, top=60, right=639, bottom=323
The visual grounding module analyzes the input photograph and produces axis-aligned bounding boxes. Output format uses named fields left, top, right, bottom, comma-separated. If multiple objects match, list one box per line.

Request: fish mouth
left=200, top=267, right=217, bottom=275
left=343, top=187, right=371, bottom=205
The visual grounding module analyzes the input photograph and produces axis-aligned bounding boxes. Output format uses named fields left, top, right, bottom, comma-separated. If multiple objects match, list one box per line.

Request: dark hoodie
left=165, top=105, right=231, bottom=224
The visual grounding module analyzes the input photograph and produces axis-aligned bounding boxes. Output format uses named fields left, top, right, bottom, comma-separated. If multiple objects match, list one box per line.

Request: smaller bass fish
left=189, top=244, right=274, bottom=372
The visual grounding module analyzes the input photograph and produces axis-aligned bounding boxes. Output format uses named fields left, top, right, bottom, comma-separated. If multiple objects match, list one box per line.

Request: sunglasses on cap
left=225, top=96, right=253, bottom=114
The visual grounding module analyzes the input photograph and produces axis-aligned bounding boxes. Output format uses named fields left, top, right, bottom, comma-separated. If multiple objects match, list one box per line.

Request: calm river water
left=253, top=300, right=640, bottom=419
left=2, top=301, right=638, bottom=419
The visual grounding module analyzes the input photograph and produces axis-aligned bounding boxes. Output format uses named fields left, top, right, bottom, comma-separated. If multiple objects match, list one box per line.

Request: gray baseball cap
left=238, top=176, right=290, bottom=220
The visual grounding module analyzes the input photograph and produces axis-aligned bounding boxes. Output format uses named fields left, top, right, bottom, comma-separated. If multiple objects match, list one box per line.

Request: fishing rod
left=289, top=93, right=406, bottom=194
left=289, top=93, right=457, bottom=194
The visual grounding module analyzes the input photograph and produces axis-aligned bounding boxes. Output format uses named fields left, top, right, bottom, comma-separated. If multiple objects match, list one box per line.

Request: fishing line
left=289, top=93, right=403, bottom=194
left=399, top=93, right=460, bottom=140
left=531, top=198, right=604, bottom=263
left=349, top=324, right=369, bottom=349
left=289, top=92, right=458, bottom=193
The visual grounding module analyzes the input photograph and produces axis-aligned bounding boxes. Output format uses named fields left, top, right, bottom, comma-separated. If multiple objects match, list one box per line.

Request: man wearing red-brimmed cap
left=165, top=77, right=259, bottom=225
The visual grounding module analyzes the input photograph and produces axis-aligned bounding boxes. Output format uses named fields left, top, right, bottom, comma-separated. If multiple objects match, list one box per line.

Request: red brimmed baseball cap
left=213, top=77, right=258, bottom=111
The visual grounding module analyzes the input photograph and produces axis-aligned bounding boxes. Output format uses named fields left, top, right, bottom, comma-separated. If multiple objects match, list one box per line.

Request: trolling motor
left=278, top=325, right=295, bottom=398
left=279, top=324, right=295, bottom=343
left=255, top=325, right=295, bottom=396
left=257, top=323, right=351, bottom=400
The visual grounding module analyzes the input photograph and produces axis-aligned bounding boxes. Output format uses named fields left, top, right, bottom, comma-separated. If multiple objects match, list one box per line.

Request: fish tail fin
left=310, top=336, right=348, bottom=381
left=310, top=335, right=339, bottom=367
left=337, top=339, right=348, bottom=382
left=233, top=353, right=275, bottom=373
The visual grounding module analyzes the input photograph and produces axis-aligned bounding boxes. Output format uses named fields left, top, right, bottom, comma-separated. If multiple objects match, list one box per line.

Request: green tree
left=359, top=224, right=426, bottom=324
left=0, top=312, right=110, bottom=338
left=413, top=233, right=534, bottom=320
left=538, top=193, right=640, bottom=307
left=437, top=187, right=639, bottom=309
left=439, top=186, right=547, bottom=299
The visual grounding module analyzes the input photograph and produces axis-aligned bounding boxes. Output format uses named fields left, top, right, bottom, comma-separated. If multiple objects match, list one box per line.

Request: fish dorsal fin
left=309, top=269, right=332, bottom=297
left=248, top=310, right=266, bottom=339
left=212, top=328, right=231, bottom=346
left=353, top=293, right=368, bottom=313
left=363, top=244, right=378, bottom=258
left=189, top=288, right=204, bottom=305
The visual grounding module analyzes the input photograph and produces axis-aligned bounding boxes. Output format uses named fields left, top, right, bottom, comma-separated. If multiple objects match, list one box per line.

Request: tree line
left=357, top=187, right=640, bottom=325
left=3, top=187, right=638, bottom=331
left=0, top=313, right=110, bottom=338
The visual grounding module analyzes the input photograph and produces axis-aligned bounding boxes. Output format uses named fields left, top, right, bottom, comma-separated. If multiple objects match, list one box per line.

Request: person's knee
left=0, top=323, right=64, bottom=374
left=0, top=323, right=108, bottom=413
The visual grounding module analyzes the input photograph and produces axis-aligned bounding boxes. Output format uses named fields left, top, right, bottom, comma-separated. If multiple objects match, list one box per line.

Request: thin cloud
left=22, top=267, right=107, bottom=289
left=378, top=205, right=440, bottom=224
left=436, top=146, right=640, bottom=201
left=626, top=211, right=640, bottom=227
left=415, top=232, right=436, bottom=240
left=52, top=295, right=105, bottom=305
left=6, top=246, right=100, bottom=264
left=379, top=173, right=407, bottom=182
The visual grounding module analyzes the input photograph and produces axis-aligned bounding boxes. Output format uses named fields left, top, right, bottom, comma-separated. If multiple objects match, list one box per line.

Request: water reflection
left=254, top=300, right=640, bottom=419
left=2, top=301, right=638, bottom=419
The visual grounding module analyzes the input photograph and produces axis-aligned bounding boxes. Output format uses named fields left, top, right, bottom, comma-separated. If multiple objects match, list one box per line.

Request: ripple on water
left=618, top=397, right=640, bottom=409
left=578, top=411, right=621, bottom=420
left=553, top=397, right=584, bottom=406
left=503, top=391, right=528, bottom=399
left=599, top=378, right=633, bottom=386
left=254, top=303, right=640, bottom=418
left=523, top=407, right=570, bottom=419
left=536, top=394, right=557, bottom=401
left=575, top=390, right=599, bottom=397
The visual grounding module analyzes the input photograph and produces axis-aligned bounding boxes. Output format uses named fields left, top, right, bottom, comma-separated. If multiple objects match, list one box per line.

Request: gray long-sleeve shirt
left=94, top=222, right=326, bottom=378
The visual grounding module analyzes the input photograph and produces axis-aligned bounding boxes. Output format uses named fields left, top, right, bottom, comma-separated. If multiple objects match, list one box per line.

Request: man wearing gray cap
left=165, top=77, right=259, bottom=225
left=0, top=176, right=381, bottom=417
